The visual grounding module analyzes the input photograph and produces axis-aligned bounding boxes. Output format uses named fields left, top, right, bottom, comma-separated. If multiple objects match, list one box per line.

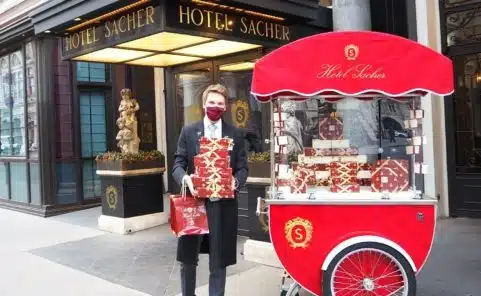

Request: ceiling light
left=72, top=48, right=152, bottom=63
left=127, top=54, right=203, bottom=67
left=44, top=30, right=51, bottom=33
left=74, top=17, right=82, bottom=21
left=173, top=40, right=261, bottom=58
left=118, top=32, right=212, bottom=52
left=219, top=62, right=255, bottom=72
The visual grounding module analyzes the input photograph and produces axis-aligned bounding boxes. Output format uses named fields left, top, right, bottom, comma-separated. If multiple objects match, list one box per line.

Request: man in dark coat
left=172, top=84, right=248, bottom=296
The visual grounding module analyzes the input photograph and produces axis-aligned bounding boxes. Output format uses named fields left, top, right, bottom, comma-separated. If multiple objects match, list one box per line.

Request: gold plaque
left=284, top=217, right=313, bottom=249
left=106, top=185, right=118, bottom=210
left=231, top=100, right=250, bottom=128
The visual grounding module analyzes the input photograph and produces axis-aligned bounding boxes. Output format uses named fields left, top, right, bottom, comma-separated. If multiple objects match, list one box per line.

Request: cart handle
left=256, top=197, right=268, bottom=216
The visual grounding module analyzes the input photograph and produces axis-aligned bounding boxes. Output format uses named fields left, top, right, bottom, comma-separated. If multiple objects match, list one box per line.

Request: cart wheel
left=285, top=283, right=301, bottom=296
left=323, top=242, right=416, bottom=296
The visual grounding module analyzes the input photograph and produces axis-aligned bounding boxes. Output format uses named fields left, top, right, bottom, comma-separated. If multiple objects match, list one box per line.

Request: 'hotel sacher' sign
left=61, top=2, right=293, bottom=60
left=165, top=2, right=292, bottom=44
left=62, top=5, right=161, bottom=59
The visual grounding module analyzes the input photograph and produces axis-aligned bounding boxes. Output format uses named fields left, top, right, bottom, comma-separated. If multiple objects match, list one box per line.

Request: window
left=0, top=50, right=25, bottom=156
left=26, top=42, right=38, bottom=159
left=80, top=91, right=106, bottom=198
left=77, top=62, right=109, bottom=82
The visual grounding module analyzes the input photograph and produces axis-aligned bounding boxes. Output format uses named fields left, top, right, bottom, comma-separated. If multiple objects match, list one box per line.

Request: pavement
left=0, top=206, right=480, bottom=296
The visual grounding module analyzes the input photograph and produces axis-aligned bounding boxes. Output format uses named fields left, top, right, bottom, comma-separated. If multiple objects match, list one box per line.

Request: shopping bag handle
left=181, top=176, right=188, bottom=200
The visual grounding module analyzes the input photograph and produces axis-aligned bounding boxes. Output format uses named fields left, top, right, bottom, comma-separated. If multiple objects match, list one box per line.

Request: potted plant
left=248, top=151, right=271, bottom=178
left=95, top=150, right=165, bottom=172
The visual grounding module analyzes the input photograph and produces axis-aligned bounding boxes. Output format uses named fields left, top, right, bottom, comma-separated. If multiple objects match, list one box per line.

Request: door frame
left=165, top=49, right=265, bottom=193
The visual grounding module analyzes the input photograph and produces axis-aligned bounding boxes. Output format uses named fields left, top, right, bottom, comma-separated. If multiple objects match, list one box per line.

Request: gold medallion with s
left=231, top=100, right=250, bottom=128
left=284, top=217, right=313, bottom=249
left=106, top=185, right=118, bottom=210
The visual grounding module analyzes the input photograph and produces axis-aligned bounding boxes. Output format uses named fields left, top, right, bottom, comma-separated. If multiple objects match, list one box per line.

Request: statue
left=281, top=101, right=304, bottom=155
left=116, top=88, right=140, bottom=153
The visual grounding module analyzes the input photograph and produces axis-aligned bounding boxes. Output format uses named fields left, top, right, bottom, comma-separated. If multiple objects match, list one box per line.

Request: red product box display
left=196, top=167, right=232, bottom=178
left=319, top=112, right=344, bottom=140
left=304, top=147, right=359, bottom=157
left=371, top=159, right=409, bottom=193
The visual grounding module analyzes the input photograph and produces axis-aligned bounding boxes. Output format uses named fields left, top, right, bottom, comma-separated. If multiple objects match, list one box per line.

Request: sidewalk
left=0, top=206, right=480, bottom=295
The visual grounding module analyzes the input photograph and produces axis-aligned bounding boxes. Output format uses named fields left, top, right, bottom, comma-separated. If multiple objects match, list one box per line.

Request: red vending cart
left=251, top=31, right=454, bottom=296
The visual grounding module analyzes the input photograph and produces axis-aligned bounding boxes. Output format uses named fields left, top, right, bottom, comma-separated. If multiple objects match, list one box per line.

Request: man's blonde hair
left=202, top=84, right=228, bottom=105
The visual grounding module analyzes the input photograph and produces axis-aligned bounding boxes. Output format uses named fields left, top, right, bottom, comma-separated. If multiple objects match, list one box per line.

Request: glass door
left=216, top=55, right=270, bottom=153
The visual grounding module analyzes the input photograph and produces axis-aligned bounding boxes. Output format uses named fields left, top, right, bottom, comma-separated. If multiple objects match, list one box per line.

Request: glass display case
left=269, top=96, right=427, bottom=200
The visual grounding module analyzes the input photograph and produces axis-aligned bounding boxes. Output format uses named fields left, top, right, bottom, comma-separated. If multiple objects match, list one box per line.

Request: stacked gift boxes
left=192, top=137, right=234, bottom=199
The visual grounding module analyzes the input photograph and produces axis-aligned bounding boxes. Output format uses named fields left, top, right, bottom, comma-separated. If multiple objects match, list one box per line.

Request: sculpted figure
left=116, top=88, right=140, bottom=153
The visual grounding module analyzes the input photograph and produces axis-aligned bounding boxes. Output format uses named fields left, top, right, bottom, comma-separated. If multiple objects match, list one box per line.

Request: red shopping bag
left=170, top=180, right=209, bottom=237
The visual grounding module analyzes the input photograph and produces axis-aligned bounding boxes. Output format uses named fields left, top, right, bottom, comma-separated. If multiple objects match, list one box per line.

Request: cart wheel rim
left=330, top=248, right=409, bottom=296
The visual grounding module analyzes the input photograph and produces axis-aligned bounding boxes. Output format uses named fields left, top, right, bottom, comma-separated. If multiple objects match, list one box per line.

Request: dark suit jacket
left=171, top=120, right=248, bottom=269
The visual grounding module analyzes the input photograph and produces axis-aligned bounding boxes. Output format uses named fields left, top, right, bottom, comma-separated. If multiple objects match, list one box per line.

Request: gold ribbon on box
left=204, top=174, right=231, bottom=198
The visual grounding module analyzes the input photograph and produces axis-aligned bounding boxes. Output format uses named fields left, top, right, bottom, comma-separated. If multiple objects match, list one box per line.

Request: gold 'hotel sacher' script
left=64, top=6, right=155, bottom=52
left=317, top=64, right=387, bottom=80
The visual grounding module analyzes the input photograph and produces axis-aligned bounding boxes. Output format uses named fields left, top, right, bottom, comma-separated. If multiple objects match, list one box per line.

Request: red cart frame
left=250, top=31, right=454, bottom=296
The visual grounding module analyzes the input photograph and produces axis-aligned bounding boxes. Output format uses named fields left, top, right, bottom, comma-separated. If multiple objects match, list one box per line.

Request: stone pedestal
left=97, top=167, right=167, bottom=234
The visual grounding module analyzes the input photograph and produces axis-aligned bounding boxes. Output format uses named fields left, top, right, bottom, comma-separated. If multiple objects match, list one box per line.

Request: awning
left=250, top=31, right=455, bottom=101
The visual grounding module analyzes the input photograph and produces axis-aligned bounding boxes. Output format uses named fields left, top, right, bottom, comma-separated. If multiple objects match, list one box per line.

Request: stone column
left=331, top=0, right=378, bottom=159
left=332, top=0, right=371, bottom=31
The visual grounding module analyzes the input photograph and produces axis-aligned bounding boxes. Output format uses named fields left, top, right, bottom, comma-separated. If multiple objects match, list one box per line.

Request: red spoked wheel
left=323, top=242, right=416, bottom=296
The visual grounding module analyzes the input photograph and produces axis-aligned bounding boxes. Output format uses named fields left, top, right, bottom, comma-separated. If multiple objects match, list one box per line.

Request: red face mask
left=206, top=106, right=224, bottom=122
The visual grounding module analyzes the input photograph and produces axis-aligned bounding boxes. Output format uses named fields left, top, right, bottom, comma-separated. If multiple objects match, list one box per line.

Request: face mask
left=206, top=106, right=224, bottom=122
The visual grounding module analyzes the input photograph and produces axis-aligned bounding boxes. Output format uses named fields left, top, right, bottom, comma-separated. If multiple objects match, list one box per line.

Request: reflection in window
left=80, top=92, right=106, bottom=199
left=30, top=163, right=41, bottom=205
left=26, top=42, right=38, bottom=158
left=446, top=10, right=481, bottom=46
left=56, top=163, right=77, bottom=204
left=0, top=50, right=25, bottom=156
left=452, top=54, right=481, bottom=173
left=175, top=70, right=211, bottom=128
left=80, top=92, right=107, bottom=157
left=10, top=162, right=27, bottom=203
left=218, top=60, right=265, bottom=153
left=0, top=162, right=7, bottom=199
left=76, top=62, right=109, bottom=82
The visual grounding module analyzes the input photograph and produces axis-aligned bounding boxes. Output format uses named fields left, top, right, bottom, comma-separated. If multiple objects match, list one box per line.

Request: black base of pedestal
left=247, top=183, right=271, bottom=242
left=99, top=173, right=164, bottom=218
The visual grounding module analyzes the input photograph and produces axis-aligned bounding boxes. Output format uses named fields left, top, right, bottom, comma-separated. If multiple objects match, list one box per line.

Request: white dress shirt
left=203, top=116, right=222, bottom=138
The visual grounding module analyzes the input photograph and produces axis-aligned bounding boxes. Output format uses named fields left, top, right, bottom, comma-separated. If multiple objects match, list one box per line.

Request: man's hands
left=183, top=175, right=197, bottom=197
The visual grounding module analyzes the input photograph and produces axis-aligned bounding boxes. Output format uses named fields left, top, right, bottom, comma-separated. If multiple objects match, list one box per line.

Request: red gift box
left=194, top=155, right=229, bottom=169
left=292, top=167, right=316, bottom=186
left=196, top=167, right=232, bottom=178
left=197, top=187, right=234, bottom=199
left=371, top=159, right=409, bottom=193
left=276, top=179, right=291, bottom=186
left=170, top=194, right=209, bottom=237
left=329, top=162, right=359, bottom=178
left=331, top=183, right=361, bottom=193
left=290, top=178, right=307, bottom=194
left=199, top=137, right=233, bottom=150
left=319, top=112, right=344, bottom=140
left=198, top=148, right=230, bottom=159
left=192, top=176, right=234, bottom=199
left=331, top=176, right=358, bottom=185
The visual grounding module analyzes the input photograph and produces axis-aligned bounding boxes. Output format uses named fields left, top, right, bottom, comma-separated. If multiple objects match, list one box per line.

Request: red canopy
left=251, top=31, right=454, bottom=101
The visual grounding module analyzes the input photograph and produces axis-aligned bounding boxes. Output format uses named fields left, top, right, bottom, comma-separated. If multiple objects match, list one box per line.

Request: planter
left=96, top=159, right=165, bottom=171
left=248, top=162, right=271, bottom=178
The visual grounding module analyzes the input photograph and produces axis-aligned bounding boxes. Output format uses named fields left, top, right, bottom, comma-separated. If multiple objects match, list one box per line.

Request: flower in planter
left=95, top=150, right=165, bottom=163
left=248, top=152, right=270, bottom=163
